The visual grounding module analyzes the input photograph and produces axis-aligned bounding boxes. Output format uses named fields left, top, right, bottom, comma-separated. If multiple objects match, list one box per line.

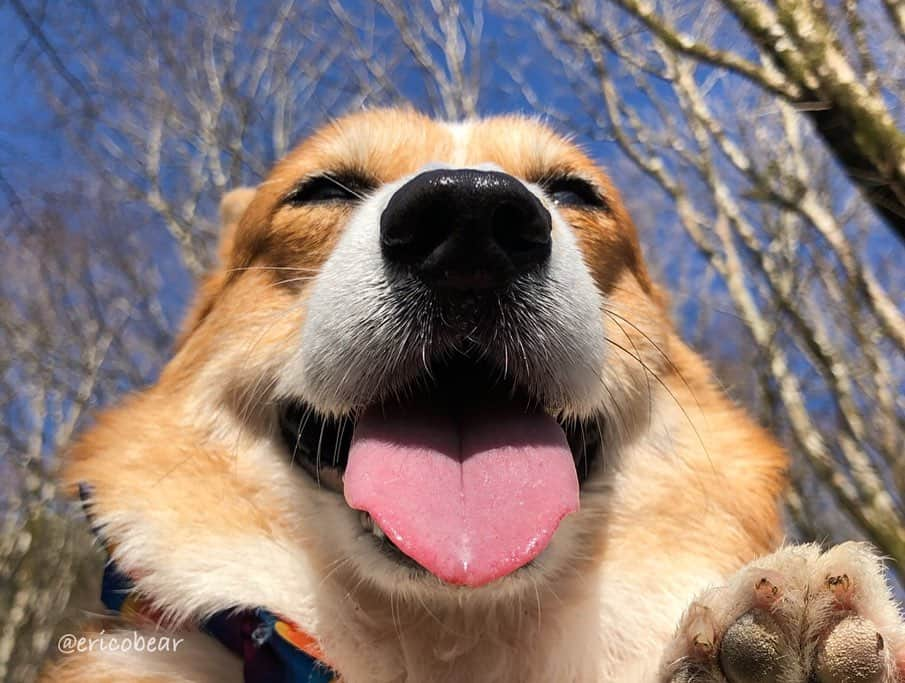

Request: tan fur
left=45, top=109, right=787, bottom=682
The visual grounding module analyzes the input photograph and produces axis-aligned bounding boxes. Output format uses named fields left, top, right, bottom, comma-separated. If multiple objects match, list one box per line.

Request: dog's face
left=108, top=109, right=673, bottom=606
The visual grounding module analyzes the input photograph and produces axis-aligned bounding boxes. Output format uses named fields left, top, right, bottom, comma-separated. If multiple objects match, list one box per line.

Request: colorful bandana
left=79, top=483, right=339, bottom=683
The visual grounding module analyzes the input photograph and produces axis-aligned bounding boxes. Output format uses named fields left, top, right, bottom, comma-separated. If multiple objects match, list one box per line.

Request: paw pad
left=719, top=611, right=782, bottom=683
left=814, top=616, right=886, bottom=683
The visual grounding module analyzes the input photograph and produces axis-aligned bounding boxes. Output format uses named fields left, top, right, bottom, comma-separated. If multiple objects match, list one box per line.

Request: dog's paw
left=660, top=543, right=905, bottom=683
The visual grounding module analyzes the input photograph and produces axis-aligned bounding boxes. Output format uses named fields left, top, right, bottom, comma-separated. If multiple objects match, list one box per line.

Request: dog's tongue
left=344, top=403, right=579, bottom=587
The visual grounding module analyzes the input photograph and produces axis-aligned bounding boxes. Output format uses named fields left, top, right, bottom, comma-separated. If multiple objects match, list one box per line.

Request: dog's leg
left=660, top=543, right=905, bottom=683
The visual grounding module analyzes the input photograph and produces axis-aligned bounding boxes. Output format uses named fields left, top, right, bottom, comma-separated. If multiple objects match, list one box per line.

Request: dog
left=45, top=108, right=905, bottom=682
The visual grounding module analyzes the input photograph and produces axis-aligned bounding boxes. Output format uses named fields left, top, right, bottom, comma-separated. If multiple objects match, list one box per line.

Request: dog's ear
left=217, top=186, right=256, bottom=264
left=174, top=186, right=256, bottom=350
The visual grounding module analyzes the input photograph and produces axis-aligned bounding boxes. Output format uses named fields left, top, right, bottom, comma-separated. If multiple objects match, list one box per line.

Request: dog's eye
left=284, top=174, right=371, bottom=206
left=543, top=177, right=607, bottom=210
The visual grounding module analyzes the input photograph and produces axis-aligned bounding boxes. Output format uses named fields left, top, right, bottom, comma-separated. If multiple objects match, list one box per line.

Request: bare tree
left=27, top=0, right=365, bottom=274
left=0, top=187, right=171, bottom=681
left=605, top=0, right=905, bottom=240
left=522, top=0, right=905, bottom=569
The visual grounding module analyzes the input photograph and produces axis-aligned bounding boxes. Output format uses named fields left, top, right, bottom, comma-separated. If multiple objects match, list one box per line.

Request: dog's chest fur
left=313, top=545, right=725, bottom=682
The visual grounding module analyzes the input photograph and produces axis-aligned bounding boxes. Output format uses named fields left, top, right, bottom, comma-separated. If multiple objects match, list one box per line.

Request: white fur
left=444, top=121, right=472, bottom=166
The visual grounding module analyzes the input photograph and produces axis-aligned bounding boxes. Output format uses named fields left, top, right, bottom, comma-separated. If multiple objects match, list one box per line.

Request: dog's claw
left=752, top=570, right=784, bottom=610
left=826, top=573, right=855, bottom=609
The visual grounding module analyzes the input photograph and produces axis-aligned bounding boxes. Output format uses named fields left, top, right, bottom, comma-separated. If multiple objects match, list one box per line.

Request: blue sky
left=0, top=6, right=68, bottom=185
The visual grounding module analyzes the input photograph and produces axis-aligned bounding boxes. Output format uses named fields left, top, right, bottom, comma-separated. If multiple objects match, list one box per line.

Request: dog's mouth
left=278, top=355, right=602, bottom=587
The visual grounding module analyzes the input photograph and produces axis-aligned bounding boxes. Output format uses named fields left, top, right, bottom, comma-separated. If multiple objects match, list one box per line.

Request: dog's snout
left=380, top=169, right=552, bottom=290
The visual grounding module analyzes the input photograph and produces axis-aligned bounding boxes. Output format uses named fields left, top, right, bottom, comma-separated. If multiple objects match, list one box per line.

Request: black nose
left=380, top=169, right=552, bottom=290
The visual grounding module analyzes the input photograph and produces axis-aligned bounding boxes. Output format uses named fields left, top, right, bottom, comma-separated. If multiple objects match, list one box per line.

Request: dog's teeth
left=357, top=510, right=386, bottom=540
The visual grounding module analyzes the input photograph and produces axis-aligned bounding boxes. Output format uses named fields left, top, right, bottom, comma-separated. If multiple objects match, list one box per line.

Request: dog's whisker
left=315, top=417, right=328, bottom=488
left=290, top=404, right=316, bottom=471
left=317, top=556, right=354, bottom=591
left=266, top=274, right=320, bottom=289
left=532, top=576, right=543, bottom=635
left=603, top=336, right=712, bottom=470
left=603, top=309, right=654, bottom=430
left=603, top=305, right=707, bottom=420
left=322, top=172, right=368, bottom=201
left=222, top=265, right=321, bottom=275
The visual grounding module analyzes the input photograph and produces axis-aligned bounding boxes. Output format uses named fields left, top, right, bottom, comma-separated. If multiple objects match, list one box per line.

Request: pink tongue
left=343, top=403, right=579, bottom=587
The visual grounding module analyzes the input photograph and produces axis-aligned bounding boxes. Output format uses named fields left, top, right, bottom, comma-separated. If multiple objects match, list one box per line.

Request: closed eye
left=541, top=176, right=608, bottom=211
left=283, top=172, right=375, bottom=206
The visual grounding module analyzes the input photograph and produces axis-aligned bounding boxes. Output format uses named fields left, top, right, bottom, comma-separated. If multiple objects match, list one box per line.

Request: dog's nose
left=380, top=169, right=552, bottom=290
